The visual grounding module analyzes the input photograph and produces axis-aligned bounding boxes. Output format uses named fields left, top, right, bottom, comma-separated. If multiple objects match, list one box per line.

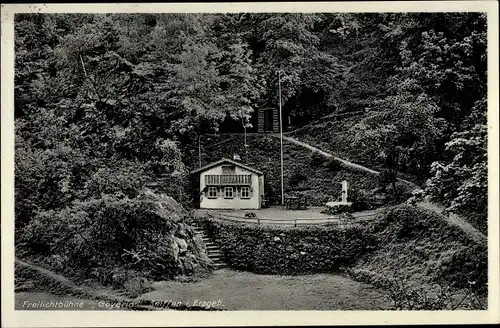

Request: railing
left=205, top=174, right=252, bottom=186
left=204, top=210, right=382, bottom=227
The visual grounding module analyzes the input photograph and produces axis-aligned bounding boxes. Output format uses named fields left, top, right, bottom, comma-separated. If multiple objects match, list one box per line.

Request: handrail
left=212, top=211, right=382, bottom=226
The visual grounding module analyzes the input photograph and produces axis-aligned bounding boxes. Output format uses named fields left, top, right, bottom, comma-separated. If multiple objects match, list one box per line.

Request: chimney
left=233, top=153, right=241, bottom=161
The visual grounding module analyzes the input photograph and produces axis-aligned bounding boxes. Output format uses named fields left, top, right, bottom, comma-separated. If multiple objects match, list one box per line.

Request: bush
left=309, top=150, right=328, bottom=167
left=18, top=191, right=213, bottom=288
left=321, top=204, right=353, bottom=215
left=198, top=216, right=377, bottom=275
left=325, top=158, right=343, bottom=172
left=348, top=269, right=486, bottom=310
left=348, top=187, right=372, bottom=211
left=353, top=205, right=488, bottom=298
left=288, top=170, right=308, bottom=187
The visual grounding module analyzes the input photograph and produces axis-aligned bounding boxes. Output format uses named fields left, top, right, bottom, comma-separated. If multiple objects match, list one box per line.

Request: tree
left=425, top=98, right=487, bottom=232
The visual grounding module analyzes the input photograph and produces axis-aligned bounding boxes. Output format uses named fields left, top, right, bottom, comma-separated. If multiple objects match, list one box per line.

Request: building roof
left=190, top=158, right=263, bottom=175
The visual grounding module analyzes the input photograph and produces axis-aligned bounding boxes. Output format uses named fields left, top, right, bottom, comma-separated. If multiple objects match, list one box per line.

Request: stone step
left=209, top=256, right=222, bottom=261
left=191, top=227, right=227, bottom=269
left=212, top=261, right=226, bottom=266
left=213, top=264, right=227, bottom=269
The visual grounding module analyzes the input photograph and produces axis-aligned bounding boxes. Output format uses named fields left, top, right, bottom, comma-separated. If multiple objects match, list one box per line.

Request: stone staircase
left=192, top=225, right=227, bottom=270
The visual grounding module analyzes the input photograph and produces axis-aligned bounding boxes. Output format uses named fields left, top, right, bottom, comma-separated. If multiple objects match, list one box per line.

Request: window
left=221, top=165, right=235, bottom=174
left=207, top=187, right=217, bottom=199
left=224, top=187, right=234, bottom=199
left=241, top=187, right=250, bottom=199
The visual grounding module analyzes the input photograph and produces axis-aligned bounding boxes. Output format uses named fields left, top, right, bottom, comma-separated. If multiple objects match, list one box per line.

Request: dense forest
left=15, top=13, right=487, bottom=249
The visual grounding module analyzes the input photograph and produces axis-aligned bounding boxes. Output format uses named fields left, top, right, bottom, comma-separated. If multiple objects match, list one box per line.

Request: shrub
left=198, top=216, right=377, bottom=275
left=309, top=150, right=328, bottom=167
left=18, top=191, right=212, bottom=289
left=406, top=188, right=425, bottom=206
left=325, top=158, right=343, bottom=172
left=348, top=187, right=372, bottom=211
left=321, top=204, right=353, bottom=215
left=353, top=205, right=488, bottom=298
left=348, top=269, right=486, bottom=310
left=288, top=170, right=308, bottom=187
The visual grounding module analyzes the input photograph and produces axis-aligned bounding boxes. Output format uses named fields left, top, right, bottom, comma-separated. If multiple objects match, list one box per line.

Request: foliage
left=406, top=188, right=425, bottom=206
left=14, top=13, right=488, bottom=294
left=348, top=187, right=372, bottom=211
left=321, top=204, right=353, bottom=215
left=349, top=269, right=485, bottom=310
left=288, top=169, right=308, bottom=187
left=352, top=205, right=487, bottom=300
left=425, top=98, right=487, bottom=233
left=17, top=191, right=212, bottom=290
left=309, top=150, right=328, bottom=167
left=287, top=13, right=487, bottom=227
left=195, top=134, right=386, bottom=207
left=199, top=216, right=377, bottom=275
left=325, top=158, right=343, bottom=172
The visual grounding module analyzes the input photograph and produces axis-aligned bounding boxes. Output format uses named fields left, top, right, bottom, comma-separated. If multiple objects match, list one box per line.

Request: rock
left=174, top=236, right=188, bottom=254
left=176, top=223, right=189, bottom=239
left=171, top=238, right=180, bottom=260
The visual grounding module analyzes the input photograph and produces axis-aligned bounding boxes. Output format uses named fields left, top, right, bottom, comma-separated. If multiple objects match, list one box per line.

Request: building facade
left=192, top=158, right=265, bottom=210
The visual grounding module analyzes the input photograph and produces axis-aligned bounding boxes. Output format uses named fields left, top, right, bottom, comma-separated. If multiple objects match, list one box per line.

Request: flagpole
left=279, top=70, right=284, bottom=206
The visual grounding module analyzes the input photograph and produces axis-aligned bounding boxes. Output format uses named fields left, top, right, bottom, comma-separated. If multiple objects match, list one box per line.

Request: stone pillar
left=341, top=180, right=348, bottom=203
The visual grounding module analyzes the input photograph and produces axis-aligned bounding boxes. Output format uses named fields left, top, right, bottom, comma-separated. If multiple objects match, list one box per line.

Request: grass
left=189, top=134, right=401, bottom=207
left=138, top=269, right=392, bottom=310
left=348, top=205, right=488, bottom=309
left=288, top=115, right=422, bottom=184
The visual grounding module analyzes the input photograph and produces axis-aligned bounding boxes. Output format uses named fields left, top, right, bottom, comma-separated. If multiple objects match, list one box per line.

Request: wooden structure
left=257, top=108, right=280, bottom=133
left=191, top=158, right=265, bottom=210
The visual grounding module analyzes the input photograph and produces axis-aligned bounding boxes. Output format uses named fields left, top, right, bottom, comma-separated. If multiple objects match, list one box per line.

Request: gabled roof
left=190, top=158, right=263, bottom=175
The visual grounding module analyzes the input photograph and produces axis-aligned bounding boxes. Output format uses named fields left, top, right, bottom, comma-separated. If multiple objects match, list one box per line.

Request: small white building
left=192, top=158, right=265, bottom=210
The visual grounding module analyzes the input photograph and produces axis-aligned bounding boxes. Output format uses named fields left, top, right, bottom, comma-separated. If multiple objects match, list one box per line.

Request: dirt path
left=15, top=259, right=163, bottom=311
left=274, top=134, right=418, bottom=188
left=272, top=135, right=487, bottom=244
left=416, top=199, right=487, bottom=244
left=138, top=269, right=392, bottom=310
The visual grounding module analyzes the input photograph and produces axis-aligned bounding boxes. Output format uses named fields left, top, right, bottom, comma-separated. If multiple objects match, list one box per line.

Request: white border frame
left=2, top=2, right=499, bottom=327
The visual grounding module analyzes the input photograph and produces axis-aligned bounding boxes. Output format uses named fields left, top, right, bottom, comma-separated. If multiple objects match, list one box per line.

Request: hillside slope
left=349, top=205, right=487, bottom=310
left=287, top=115, right=421, bottom=184
left=188, top=134, right=414, bottom=207
left=276, top=134, right=417, bottom=188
